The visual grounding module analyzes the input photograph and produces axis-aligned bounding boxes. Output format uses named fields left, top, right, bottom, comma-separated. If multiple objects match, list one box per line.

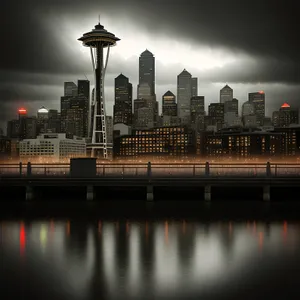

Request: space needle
left=78, top=19, right=120, bottom=159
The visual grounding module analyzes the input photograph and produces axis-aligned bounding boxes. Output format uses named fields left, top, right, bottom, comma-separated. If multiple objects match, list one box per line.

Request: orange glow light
left=281, top=102, right=290, bottom=108
left=258, top=91, right=264, bottom=94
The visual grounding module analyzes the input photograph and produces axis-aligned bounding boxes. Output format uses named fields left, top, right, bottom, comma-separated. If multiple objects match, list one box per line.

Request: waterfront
left=1, top=202, right=300, bottom=299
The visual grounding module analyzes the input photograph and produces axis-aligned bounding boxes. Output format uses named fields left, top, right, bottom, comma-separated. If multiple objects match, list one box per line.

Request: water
left=1, top=209, right=300, bottom=299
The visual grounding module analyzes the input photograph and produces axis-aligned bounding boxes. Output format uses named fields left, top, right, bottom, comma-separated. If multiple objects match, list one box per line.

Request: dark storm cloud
left=2, top=0, right=299, bottom=75
left=1, top=0, right=300, bottom=129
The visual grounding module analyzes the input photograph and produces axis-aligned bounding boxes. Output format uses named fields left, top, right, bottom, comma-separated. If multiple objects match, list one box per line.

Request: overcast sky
left=1, top=0, right=300, bottom=130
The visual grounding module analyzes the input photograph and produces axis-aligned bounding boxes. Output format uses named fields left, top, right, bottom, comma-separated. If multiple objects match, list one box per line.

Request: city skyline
left=1, top=0, right=300, bottom=130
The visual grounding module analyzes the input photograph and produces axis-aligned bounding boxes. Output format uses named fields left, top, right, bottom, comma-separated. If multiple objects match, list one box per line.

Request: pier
left=1, top=162, right=300, bottom=201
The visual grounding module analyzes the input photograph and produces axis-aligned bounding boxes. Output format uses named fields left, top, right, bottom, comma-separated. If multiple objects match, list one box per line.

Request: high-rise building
left=7, top=119, right=20, bottom=139
left=177, top=69, right=192, bottom=124
left=191, top=78, right=198, bottom=97
left=208, top=103, right=224, bottom=131
left=64, top=82, right=78, bottom=97
left=77, top=80, right=90, bottom=99
left=278, top=103, right=299, bottom=127
left=224, top=98, right=238, bottom=115
left=113, top=74, right=133, bottom=126
left=65, top=95, right=89, bottom=138
left=220, top=85, right=233, bottom=104
left=162, top=91, right=177, bottom=117
left=190, top=96, right=205, bottom=131
left=138, top=49, right=155, bottom=97
left=48, top=110, right=61, bottom=133
left=249, top=91, right=265, bottom=126
left=37, top=106, right=49, bottom=135
left=272, top=111, right=280, bottom=127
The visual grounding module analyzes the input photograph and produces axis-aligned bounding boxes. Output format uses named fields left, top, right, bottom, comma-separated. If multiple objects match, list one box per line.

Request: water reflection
left=1, top=220, right=300, bottom=299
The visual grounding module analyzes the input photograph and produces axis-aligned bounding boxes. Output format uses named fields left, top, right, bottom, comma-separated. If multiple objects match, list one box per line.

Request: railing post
left=19, top=162, right=22, bottom=176
left=27, top=162, right=32, bottom=176
left=266, top=162, right=271, bottom=177
left=205, top=162, right=210, bottom=177
left=147, top=162, right=152, bottom=178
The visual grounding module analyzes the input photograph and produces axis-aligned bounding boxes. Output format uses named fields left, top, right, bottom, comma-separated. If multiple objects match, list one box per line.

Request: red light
left=281, top=102, right=290, bottom=108
left=20, top=222, right=26, bottom=256
left=18, top=108, right=27, bottom=114
left=258, top=91, right=264, bottom=94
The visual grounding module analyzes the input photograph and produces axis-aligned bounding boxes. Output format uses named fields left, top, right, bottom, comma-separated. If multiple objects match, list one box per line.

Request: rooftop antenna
left=98, top=14, right=100, bottom=24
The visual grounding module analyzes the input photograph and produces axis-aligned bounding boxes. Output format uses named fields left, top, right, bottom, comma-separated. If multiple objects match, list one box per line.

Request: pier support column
left=26, top=185, right=34, bottom=201
left=263, top=185, right=270, bottom=202
left=87, top=185, right=94, bottom=201
left=147, top=185, right=154, bottom=202
left=204, top=185, right=211, bottom=202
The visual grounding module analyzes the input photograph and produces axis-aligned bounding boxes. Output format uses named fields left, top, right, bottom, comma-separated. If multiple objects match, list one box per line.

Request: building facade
left=190, top=96, right=205, bottom=131
left=19, top=133, right=86, bottom=160
left=113, top=74, right=133, bottom=126
left=177, top=69, right=192, bottom=124
left=249, top=91, right=265, bottom=126
left=220, top=85, right=233, bottom=104
left=114, top=126, right=196, bottom=159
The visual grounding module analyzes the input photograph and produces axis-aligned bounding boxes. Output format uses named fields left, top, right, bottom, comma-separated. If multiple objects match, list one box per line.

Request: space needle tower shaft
left=78, top=21, right=120, bottom=159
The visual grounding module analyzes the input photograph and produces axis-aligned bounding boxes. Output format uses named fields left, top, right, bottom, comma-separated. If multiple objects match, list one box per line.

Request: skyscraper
left=249, top=91, right=265, bottom=126
left=162, top=91, right=177, bottom=117
left=177, top=69, right=192, bottom=124
left=138, top=49, right=155, bottom=98
left=113, top=74, right=133, bottom=126
left=278, top=103, right=299, bottom=127
left=37, top=106, right=49, bottom=135
left=65, top=94, right=89, bottom=138
left=208, top=103, right=224, bottom=131
left=77, top=80, right=90, bottom=100
left=220, top=85, right=233, bottom=104
left=191, top=78, right=198, bottom=97
left=64, top=82, right=78, bottom=97
left=224, top=98, right=238, bottom=115
left=191, top=96, right=205, bottom=131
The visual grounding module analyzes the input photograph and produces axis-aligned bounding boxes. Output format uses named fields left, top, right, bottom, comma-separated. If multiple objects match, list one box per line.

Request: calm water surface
left=1, top=218, right=300, bottom=299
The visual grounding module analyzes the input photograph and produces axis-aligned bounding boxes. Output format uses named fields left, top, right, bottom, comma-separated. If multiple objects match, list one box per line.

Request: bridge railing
left=1, top=162, right=300, bottom=177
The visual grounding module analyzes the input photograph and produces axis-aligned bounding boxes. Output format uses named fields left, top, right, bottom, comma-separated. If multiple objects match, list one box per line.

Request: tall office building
left=65, top=95, right=89, bottom=138
left=162, top=91, right=177, bottom=117
left=64, top=82, right=78, bottom=97
left=48, top=109, right=61, bottom=133
left=224, top=98, right=238, bottom=115
left=191, top=78, right=198, bottom=97
left=138, top=49, right=155, bottom=98
left=208, top=103, right=224, bottom=131
left=220, top=85, right=233, bottom=104
left=37, top=106, right=49, bottom=135
left=77, top=80, right=90, bottom=99
left=278, top=103, right=299, bottom=127
left=249, top=91, right=265, bottom=126
left=61, top=81, right=89, bottom=138
left=191, top=96, right=205, bottom=131
left=113, top=74, right=133, bottom=126
left=177, top=69, right=192, bottom=124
